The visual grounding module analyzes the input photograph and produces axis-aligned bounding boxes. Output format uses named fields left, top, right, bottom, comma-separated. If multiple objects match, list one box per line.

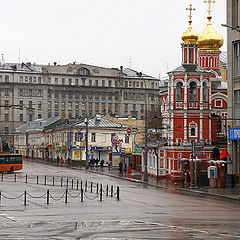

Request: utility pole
left=138, top=72, right=148, bottom=182
left=85, top=118, right=89, bottom=169
left=190, top=141, right=196, bottom=188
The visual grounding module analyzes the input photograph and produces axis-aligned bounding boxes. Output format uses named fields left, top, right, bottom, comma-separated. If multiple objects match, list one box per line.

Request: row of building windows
left=234, top=42, right=240, bottom=77
left=176, top=82, right=208, bottom=102
left=48, top=91, right=119, bottom=101
left=2, top=73, right=158, bottom=90
left=47, top=77, right=158, bottom=89
left=18, top=89, right=43, bottom=97
left=52, top=132, right=129, bottom=145
left=3, top=113, right=42, bottom=122
left=19, top=76, right=42, bottom=84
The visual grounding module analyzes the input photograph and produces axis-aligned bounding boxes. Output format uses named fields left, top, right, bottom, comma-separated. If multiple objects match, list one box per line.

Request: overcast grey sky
left=0, top=0, right=226, bottom=78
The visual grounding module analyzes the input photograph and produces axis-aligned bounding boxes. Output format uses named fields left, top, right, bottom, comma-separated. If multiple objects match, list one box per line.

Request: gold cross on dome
left=204, top=0, right=216, bottom=16
left=186, top=4, right=195, bottom=21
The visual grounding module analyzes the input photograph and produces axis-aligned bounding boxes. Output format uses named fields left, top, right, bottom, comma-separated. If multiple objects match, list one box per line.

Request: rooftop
left=15, top=117, right=61, bottom=133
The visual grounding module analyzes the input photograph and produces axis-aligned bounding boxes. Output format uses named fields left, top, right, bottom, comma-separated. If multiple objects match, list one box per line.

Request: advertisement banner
left=74, top=151, right=81, bottom=161
left=112, top=154, right=120, bottom=168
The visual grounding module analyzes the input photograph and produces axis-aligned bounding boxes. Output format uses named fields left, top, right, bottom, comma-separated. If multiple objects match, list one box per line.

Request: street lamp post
left=190, top=140, right=196, bottom=188
left=144, top=100, right=148, bottom=182
left=85, top=118, right=89, bottom=169
left=138, top=72, right=148, bottom=182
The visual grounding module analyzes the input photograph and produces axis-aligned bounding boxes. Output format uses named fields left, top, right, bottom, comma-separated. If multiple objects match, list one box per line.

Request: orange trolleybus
left=0, top=153, right=23, bottom=173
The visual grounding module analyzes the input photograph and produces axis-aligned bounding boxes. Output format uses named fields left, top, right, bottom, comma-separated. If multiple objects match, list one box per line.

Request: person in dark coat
left=119, top=162, right=123, bottom=173
left=67, top=157, right=71, bottom=168
left=186, top=170, right=191, bottom=187
left=57, top=156, right=60, bottom=166
left=181, top=171, right=185, bottom=188
left=100, top=159, right=104, bottom=168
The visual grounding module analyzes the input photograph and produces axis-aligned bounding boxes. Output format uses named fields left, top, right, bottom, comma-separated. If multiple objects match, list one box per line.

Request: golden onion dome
left=198, top=16, right=223, bottom=52
left=181, top=20, right=199, bottom=44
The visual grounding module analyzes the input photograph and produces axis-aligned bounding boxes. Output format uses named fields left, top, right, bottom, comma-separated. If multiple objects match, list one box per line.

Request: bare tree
left=147, top=105, right=163, bottom=141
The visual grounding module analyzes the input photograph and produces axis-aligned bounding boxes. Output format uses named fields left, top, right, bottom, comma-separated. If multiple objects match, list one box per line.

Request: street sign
left=127, top=128, right=132, bottom=134
left=194, top=142, right=204, bottom=157
left=195, top=153, right=204, bottom=157
left=194, top=142, right=204, bottom=151
left=121, top=148, right=126, bottom=155
left=229, top=128, right=240, bottom=140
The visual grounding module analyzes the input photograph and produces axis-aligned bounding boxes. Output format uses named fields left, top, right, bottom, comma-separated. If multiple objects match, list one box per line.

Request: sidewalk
left=87, top=166, right=240, bottom=202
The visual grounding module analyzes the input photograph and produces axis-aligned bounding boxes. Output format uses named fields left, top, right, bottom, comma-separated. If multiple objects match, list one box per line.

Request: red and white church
left=148, top=3, right=228, bottom=182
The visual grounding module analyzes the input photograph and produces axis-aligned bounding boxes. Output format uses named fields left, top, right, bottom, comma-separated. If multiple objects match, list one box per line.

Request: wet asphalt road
left=0, top=160, right=240, bottom=240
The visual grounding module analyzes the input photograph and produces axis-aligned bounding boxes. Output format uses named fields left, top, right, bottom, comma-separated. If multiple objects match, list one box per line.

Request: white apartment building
left=0, top=62, right=159, bottom=150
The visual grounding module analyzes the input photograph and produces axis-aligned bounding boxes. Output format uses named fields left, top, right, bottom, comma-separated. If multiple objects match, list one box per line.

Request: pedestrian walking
left=100, top=159, right=104, bottom=168
left=181, top=171, right=185, bottom=188
left=67, top=157, right=71, bottom=168
left=57, top=156, right=60, bottom=166
left=60, top=157, right=64, bottom=166
left=186, top=170, right=191, bottom=187
left=108, top=161, right=111, bottom=169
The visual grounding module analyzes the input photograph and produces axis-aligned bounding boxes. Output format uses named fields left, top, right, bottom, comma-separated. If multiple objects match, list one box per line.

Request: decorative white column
left=184, top=112, right=188, bottom=143
left=170, top=113, right=174, bottom=146
left=209, top=113, right=212, bottom=144
left=200, top=112, right=203, bottom=141
left=184, top=73, right=188, bottom=110
left=200, top=74, right=203, bottom=111
left=170, top=75, right=174, bottom=110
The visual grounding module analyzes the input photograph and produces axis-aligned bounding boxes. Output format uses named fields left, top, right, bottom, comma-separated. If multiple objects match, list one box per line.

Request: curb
left=83, top=168, right=240, bottom=202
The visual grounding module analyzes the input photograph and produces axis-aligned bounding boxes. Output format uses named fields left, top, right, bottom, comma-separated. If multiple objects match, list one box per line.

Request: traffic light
left=212, top=147, right=220, bottom=160
left=10, top=140, right=14, bottom=153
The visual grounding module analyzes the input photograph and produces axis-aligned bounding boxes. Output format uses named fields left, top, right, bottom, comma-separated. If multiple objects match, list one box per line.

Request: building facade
left=0, top=62, right=159, bottom=150
left=156, top=3, right=228, bottom=182
left=227, top=0, right=240, bottom=186
left=14, top=116, right=136, bottom=168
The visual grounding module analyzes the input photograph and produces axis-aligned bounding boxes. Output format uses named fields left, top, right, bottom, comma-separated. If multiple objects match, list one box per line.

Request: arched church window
left=189, top=122, right=197, bottom=137
left=190, top=128, right=196, bottom=136
left=76, top=68, right=90, bottom=76
left=189, top=82, right=197, bottom=102
left=176, top=82, right=183, bottom=102
left=203, top=82, right=208, bottom=102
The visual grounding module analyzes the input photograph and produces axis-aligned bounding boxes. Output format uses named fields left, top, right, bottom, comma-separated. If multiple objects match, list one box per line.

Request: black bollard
left=14, top=174, right=16, bottom=182
left=81, top=188, right=83, bottom=202
left=72, top=179, right=74, bottom=189
left=106, top=185, right=108, bottom=196
left=100, top=184, right=103, bottom=202
left=53, top=177, right=55, bottom=186
left=85, top=181, right=87, bottom=192
left=25, top=175, right=28, bottom=183
left=76, top=180, right=79, bottom=190
left=46, top=190, right=50, bottom=205
left=66, top=179, right=69, bottom=188
left=117, top=186, right=120, bottom=201
left=24, top=191, right=27, bottom=206
left=61, top=177, right=63, bottom=187
left=111, top=185, right=113, bottom=197
left=1, top=174, right=3, bottom=181
left=96, top=183, right=99, bottom=194
left=44, top=176, right=47, bottom=185
left=91, top=182, right=93, bottom=193
left=65, top=189, right=68, bottom=203
left=36, top=175, right=39, bottom=184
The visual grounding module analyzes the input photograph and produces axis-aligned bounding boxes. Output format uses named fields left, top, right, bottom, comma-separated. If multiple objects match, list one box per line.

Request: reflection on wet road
left=0, top=160, right=239, bottom=239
